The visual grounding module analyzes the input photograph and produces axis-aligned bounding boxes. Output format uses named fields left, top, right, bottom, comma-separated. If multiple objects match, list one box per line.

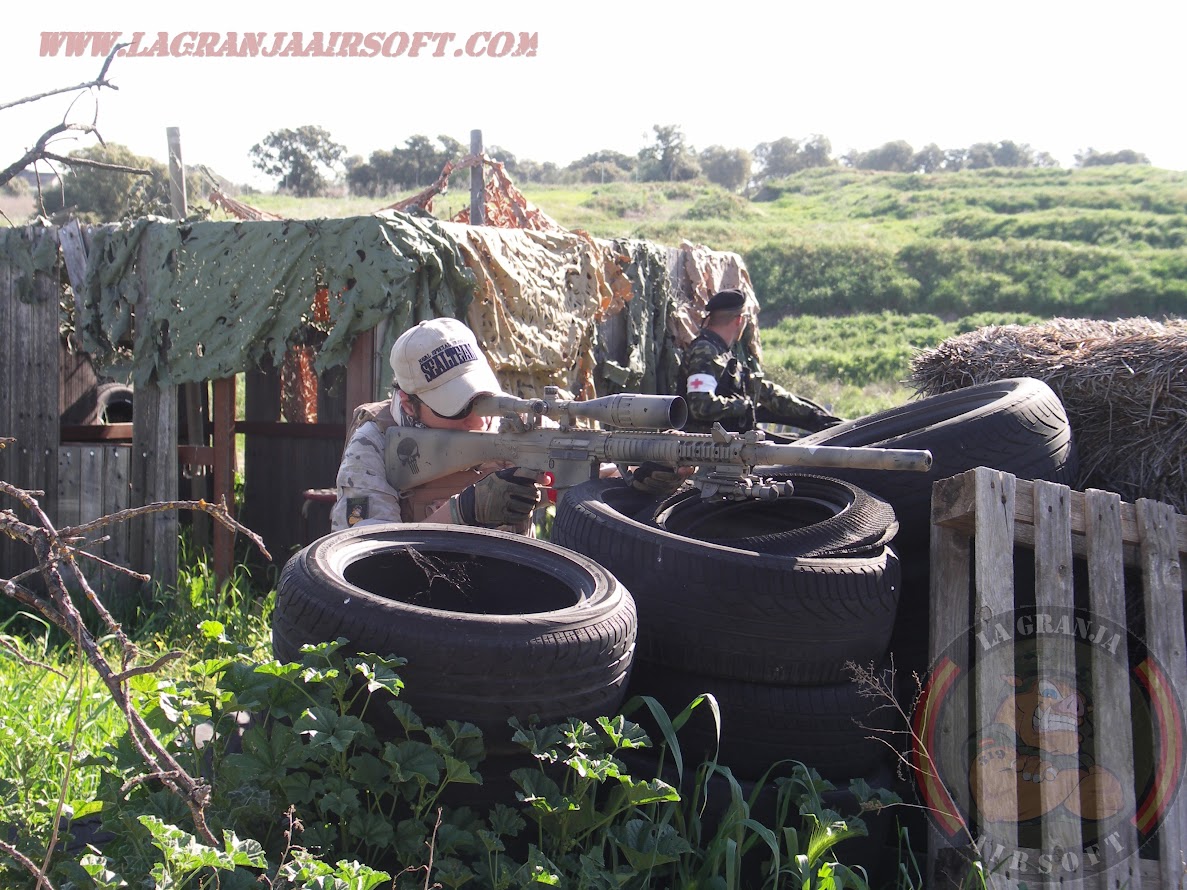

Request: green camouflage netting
left=74, top=211, right=476, bottom=386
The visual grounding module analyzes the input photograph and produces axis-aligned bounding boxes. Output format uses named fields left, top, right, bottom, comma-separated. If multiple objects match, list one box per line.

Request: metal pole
left=470, top=129, right=484, bottom=225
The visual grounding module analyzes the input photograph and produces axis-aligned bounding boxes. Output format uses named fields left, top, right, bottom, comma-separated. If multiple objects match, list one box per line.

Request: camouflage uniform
left=331, top=399, right=414, bottom=531
left=681, top=329, right=838, bottom=434
left=330, top=398, right=531, bottom=534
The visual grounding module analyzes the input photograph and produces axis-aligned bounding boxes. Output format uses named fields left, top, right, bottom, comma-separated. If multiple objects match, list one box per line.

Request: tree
left=41, top=143, right=206, bottom=222
left=753, top=137, right=802, bottom=181
left=990, top=140, right=1035, bottom=167
left=800, top=135, right=833, bottom=169
left=854, top=140, right=915, bottom=172
left=911, top=143, right=946, bottom=173
left=699, top=145, right=752, bottom=192
left=249, top=125, right=345, bottom=196
left=965, top=142, right=997, bottom=169
left=753, top=135, right=834, bottom=183
left=1075, top=147, right=1151, bottom=167
left=565, top=150, right=636, bottom=183
left=638, top=124, right=700, bottom=182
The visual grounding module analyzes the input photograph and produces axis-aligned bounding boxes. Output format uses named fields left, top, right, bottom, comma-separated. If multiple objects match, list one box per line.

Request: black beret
left=705, top=288, right=746, bottom=313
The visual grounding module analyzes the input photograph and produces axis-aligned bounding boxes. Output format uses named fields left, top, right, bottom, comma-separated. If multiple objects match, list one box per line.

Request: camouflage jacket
left=331, top=398, right=532, bottom=534
left=681, top=330, right=837, bottom=434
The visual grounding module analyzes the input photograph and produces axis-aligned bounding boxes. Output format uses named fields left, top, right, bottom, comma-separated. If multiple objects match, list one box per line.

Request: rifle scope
left=472, top=393, right=688, bottom=431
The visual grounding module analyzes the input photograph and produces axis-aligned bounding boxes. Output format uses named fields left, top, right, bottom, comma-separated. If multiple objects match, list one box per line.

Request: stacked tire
left=272, top=523, right=639, bottom=756
left=783, top=377, right=1078, bottom=683
left=553, top=475, right=900, bottom=878
left=552, top=475, right=901, bottom=783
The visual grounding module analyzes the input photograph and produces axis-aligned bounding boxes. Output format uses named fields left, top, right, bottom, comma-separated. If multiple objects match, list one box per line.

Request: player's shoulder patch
left=346, top=497, right=368, bottom=526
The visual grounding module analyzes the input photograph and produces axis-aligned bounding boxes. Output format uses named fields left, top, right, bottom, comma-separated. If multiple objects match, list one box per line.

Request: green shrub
left=682, top=191, right=754, bottom=221
left=745, top=242, right=920, bottom=317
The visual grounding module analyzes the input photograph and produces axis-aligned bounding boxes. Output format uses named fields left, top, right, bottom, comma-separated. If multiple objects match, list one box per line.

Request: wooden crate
left=917, top=466, right=1187, bottom=889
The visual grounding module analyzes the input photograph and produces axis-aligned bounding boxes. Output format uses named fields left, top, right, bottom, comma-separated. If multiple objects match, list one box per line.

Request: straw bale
left=910, top=317, right=1187, bottom=512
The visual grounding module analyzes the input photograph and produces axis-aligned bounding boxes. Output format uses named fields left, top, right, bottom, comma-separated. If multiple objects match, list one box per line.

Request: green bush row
left=745, top=239, right=1187, bottom=319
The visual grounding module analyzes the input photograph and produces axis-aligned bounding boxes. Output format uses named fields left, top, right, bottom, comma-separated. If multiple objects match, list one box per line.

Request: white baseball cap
left=389, top=317, right=505, bottom=417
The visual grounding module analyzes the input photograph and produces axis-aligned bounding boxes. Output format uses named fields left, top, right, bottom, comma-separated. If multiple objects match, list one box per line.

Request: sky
left=4, top=0, right=1185, bottom=192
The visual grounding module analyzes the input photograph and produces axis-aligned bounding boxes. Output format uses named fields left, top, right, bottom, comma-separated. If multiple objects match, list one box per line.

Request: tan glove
left=629, top=462, right=685, bottom=497
left=451, top=467, right=542, bottom=527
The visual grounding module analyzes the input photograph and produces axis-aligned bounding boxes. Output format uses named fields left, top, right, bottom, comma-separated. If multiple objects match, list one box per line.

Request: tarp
left=2, top=210, right=758, bottom=401
left=440, top=221, right=620, bottom=400
left=72, top=211, right=476, bottom=387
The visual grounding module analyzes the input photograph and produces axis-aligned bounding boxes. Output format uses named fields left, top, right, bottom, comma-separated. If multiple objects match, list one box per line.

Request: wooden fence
left=920, top=466, right=1187, bottom=888
left=1, top=226, right=179, bottom=604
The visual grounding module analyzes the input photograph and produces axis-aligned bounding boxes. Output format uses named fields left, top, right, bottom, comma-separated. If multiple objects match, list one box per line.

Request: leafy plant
left=59, top=631, right=901, bottom=889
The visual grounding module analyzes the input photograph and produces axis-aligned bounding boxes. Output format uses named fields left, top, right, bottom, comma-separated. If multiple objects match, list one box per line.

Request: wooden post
left=0, top=228, right=61, bottom=581
left=130, top=238, right=179, bottom=606
left=212, top=377, right=236, bottom=587
left=470, top=129, right=484, bottom=225
left=345, top=329, right=376, bottom=411
left=166, top=127, right=188, bottom=213
left=167, top=128, right=210, bottom=552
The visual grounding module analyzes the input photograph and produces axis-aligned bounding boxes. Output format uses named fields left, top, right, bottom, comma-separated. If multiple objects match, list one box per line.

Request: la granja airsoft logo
left=912, top=606, right=1185, bottom=882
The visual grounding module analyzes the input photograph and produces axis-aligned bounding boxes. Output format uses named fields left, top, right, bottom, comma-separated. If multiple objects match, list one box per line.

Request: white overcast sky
left=3, top=0, right=1184, bottom=191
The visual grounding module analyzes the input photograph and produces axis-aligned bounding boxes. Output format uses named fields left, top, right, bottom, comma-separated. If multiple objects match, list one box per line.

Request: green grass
left=757, top=310, right=1044, bottom=417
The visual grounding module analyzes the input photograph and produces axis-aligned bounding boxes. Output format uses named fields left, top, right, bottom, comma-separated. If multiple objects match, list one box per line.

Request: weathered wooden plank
left=129, top=236, right=178, bottom=602
left=1084, top=488, right=1142, bottom=890
left=1031, top=482, right=1084, bottom=889
left=2, top=230, right=62, bottom=581
left=1134, top=498, right=1187, bottom=876
left=935, top=472, right=1187, bottom=575
left=77, top=445, right=105, bottom=591
left=212, top=377, right=236, bottom=587
left=0, top=253, right=18, bottom=578
left=56, top=446, right=82, bottom=528
left=58, top=219, right=89, bottom=331
left=926, top=472, right=979, bottom=888
left=972, top=469, right=1020, bottom=888
left=345, top=328, right=376, bottom=412
left=105, top=444, right=134, bottom=601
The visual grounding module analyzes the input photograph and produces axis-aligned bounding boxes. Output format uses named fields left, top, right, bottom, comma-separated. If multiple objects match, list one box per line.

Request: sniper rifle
left=384, top=386, right=932, bottom=501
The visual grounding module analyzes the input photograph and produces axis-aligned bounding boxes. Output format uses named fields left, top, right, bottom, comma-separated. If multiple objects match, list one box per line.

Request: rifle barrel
left=747, top=441, right=933, bottom=473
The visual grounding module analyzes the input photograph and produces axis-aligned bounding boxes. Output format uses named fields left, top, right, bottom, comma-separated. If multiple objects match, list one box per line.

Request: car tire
left=783, top=377, right=1077, bottom=550
left=554, top=478, right=900, bottom=685
left=651, top=473, right=898, bottom=557
left=273, top=523, right=638, bottom=753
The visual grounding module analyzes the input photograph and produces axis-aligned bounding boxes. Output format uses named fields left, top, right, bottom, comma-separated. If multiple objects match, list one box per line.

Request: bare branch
left=40, top=152, right=152, bottom=176
left=0, top=41, right=129, bottom=189
left=0, top=123, right=96, bottom=189
left=0, top=838, right=55, bottom=890
left=72, top=546, right=152, bottom=583
left=0, top=466, right=265, bottom=849
left=0, top=42, right=128, bottom=113
left=62, top=498, right=271, bottom=561
left=0, top=637, right=69, bottom=679
left=112, top=650, right=184, bottom=683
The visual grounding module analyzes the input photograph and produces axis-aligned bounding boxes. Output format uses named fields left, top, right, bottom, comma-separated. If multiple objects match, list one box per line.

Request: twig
left=0, top=470, right=271, bottom=848
left=0, top=637, right=68, bottom=679
left=0, top=42, right=129, bottom=189
left=0, top=42, right=127, bottom=112
left=0, top=838, right=55, bottom=890
left=40, top=152, right=152, bottom=176
left=70, top=547, right=151, bottom=583
left=61, top=497, right=271, bottom=561
left=112, top=650, right=184, bottom=683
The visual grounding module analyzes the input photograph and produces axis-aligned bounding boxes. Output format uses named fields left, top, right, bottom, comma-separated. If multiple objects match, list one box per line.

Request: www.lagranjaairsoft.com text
left=39, top=31, right=538, bottom=59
